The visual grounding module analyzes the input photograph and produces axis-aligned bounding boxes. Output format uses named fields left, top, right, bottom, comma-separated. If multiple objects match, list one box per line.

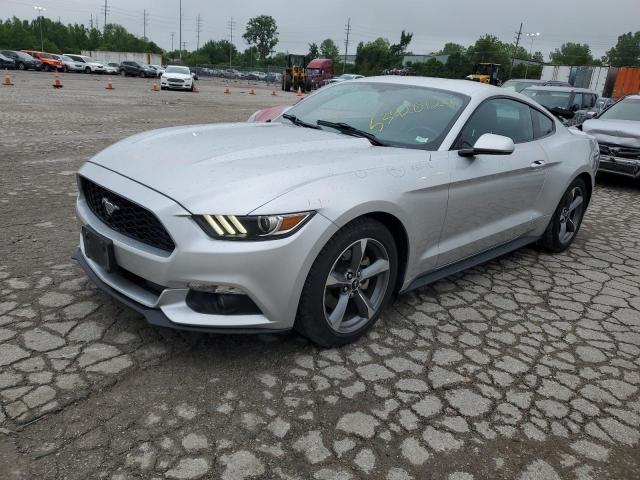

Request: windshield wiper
left=316, top=120, right=387, bottom=146
left=282, top=113, right=321, bottom=130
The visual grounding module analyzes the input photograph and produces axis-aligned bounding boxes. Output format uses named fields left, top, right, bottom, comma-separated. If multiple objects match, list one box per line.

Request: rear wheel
left=538, top=177, right=587, bottom=253
left=284, top=74, right=292, bottom=92
left=139, top=71, right=144, bottom=78
left=17, top=62, right=25, bottom=70
left=296, top=218, right=398, bottom=347
left=85, top=67, right=91, bottom=74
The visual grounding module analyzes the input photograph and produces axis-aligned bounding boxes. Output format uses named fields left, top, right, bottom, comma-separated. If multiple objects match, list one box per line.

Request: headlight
left=195, top=212, right=313, bottom=240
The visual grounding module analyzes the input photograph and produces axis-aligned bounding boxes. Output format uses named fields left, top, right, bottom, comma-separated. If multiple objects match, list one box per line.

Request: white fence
left=81, top=51, right=162, bottom=65
left=541, top=65, right=611, bottom=97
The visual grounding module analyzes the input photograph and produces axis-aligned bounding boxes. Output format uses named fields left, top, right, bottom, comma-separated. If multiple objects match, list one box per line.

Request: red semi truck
left=306, top=58, right=334, bottom=89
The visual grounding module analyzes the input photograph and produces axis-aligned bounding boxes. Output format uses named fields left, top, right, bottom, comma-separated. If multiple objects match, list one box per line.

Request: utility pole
left=171, top=32, right=175, bottom=53
left=179, top=0, right=182, bottom=60
left=196, top=14, right=202, bottom=51
left=143, top=9, right=149, bottom=41
left=34, top=6, right=46, bottom=51
left=524, top=32, right=540, bottom=79
left=343, top=17, right=351, bottom=74
left=101, top=0, right=109, bottom=32
left=509, top=22, right=523, bottom=78
left=90, top=14, right=93, bottom=29
left=227, top=17, right=236, bottom=66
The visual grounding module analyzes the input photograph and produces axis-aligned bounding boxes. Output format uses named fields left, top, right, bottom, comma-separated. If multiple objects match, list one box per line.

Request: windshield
left=165, top=66, right=190, bottom=75
left=17, top=52, right=35, bottom=60
left=501, top=80, right=539, bottom=92
left=307, top=68, right=321, bottom=76
left=522, top=89, right=572, bottom=109
left=281, top=82, right=469, bottom=150
left=599, top=98, right=640, bottom=121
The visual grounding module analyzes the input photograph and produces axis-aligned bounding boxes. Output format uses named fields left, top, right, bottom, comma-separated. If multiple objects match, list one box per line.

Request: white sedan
left=160, top=66, right=194, bottom=91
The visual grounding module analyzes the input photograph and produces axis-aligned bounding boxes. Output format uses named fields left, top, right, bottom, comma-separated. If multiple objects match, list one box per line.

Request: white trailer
left=81, top=51, right=163, bottom=66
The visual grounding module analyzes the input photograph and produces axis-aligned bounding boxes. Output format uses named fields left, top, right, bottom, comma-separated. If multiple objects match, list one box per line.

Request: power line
left=196, top=14, right=202, bottom=51
left=510, top=22, right=523, bottom=77
left=343, top=17, right=351, bottom=73
left=143, top=9, right=149, bottom=41
left=101, top=0, right=109, bottom=31
left=227, top=17, right=236, bottom=66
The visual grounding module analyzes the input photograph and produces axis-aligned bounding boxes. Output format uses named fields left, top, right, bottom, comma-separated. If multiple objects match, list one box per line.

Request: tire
left=190, top=84, right=194, bottom=92
left=44, top=64, right=50, bottom=72
left=295, top=218, right=398, bottom=347
left=17, top=62, right=25, bottom=70
left=538, top=177, right=588, bottom=253
left=305, top=78, right=312, bottom=92
left=85, top=67, right=91, bottom=74
left=139, top=71, right=144, bottom=78
left=121, top=70, right=126, bottom=76
left=284, top=74, right=292, bottom=92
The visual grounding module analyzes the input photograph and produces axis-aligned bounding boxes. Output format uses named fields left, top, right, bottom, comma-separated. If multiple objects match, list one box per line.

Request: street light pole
left=34, top=6, right=46, bottom=51
left=525, top=32, right=540, bottom=79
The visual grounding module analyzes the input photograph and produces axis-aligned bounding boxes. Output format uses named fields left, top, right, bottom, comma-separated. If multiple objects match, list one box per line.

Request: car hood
left=163, top=72, right=191, bottom=79
left=582, top=119, right=640, bottom=148
left=88, top=122, right=398, bottom=214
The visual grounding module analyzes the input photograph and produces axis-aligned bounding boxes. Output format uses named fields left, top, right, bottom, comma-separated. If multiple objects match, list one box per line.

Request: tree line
left=1, top=14, right=639, bottom=78
left=0, top=17, right=162, bottom=55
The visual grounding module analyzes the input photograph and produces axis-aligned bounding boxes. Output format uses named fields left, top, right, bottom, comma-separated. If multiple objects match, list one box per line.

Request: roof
left=356, top=75, right=501, bottom=97
left=524, top=85, right=597, bottom=94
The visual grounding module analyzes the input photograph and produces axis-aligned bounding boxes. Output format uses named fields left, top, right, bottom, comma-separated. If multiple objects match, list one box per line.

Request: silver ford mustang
left=75, top=77, right=599, bottom=346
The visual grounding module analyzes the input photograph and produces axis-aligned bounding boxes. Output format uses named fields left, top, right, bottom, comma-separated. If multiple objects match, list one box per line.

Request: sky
left=2, top=0, right=638, bottom=59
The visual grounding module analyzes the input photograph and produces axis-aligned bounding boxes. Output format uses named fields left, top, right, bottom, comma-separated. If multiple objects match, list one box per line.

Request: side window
left=456, top=98, right=533, bottom=148
left=570, top=93, right=583, bottom=110
left=585, top=94, right=596, bottom=108
left=531, top=108, right=554, bottom=139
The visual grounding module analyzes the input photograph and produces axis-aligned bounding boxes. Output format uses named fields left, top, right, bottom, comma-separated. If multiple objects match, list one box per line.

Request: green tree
left=440, top=42, right=466, bottom=56
left=549, top=42, right=594, bottom=65
left=308, top=42, right=319, bottom=59
left=196, top=39, right=237, bottom=65
left=603, top=32, right=640, bottom=66
left=242, top=15, right=278, bottom=60
left=320, top=38, right=340, bottom=61
left=390, top=30, right=413, bottom=58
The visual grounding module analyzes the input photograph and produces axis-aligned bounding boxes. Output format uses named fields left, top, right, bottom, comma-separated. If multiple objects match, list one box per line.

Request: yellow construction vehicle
left=466, top=63, right=501, bottom=86
left=282, top=54, right=312, bottom=92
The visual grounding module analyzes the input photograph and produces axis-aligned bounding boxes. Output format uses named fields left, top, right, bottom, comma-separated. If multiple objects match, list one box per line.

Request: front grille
left=80, top=177, right=175, bottom=253
left=168, top=77, right=184, bottom=83
left=599, top=143, right=640, bottom=160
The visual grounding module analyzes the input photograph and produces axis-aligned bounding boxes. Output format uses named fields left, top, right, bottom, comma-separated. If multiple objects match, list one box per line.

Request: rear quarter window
left=531, top=109, right=554, bottom=139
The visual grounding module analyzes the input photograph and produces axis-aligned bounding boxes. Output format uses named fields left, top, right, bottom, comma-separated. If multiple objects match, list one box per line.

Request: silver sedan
left=75, top=77, right=599, bottom=346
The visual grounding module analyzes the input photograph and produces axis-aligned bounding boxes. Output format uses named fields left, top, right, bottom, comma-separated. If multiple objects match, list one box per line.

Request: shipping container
left=612, top=67, right=640, bottom=100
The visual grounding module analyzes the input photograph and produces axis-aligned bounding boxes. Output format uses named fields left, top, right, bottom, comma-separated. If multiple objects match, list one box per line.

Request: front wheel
left=85, top=67, right=91, bottom=74
left=538, top=177, right=587, bottom=253
left=18, top=62, right=25, bottom=70
left=296, top=218, right=398, bottom=347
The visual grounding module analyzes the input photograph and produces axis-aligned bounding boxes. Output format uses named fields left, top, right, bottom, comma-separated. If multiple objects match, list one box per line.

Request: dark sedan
left=0, top=52, right=16, bottom=69
left=0, top=50, right=41, bottom=70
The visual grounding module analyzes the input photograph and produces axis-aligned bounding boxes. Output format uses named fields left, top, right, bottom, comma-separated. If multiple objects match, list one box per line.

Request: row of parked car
left=0, top=49, right=173, bottom=78
left=501, top=78, right=613, bottom=127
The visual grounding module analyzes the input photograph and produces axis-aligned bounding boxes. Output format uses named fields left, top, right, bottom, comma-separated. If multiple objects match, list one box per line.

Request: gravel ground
left=1, top=71, right=639, bottom=480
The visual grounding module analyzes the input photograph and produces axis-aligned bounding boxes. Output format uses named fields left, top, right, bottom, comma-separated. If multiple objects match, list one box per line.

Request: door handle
left=530, top=160, right=546, bottom=168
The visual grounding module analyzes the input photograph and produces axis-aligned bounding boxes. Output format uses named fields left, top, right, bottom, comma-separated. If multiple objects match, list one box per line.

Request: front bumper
left=75, top=162, right=337, bottom=332
left=161, top=80, right=193, bottom=90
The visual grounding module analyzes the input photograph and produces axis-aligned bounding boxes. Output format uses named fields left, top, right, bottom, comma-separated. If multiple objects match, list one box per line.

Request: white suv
left=63, top=54, right=105, bottom=74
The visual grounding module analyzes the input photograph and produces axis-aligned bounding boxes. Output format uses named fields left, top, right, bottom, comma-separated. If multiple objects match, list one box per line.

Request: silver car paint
left=77, top=77, right=597, bottom=330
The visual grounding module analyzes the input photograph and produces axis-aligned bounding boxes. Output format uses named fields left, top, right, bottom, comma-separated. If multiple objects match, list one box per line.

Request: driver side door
left=437, top=97, right=548, bottom=267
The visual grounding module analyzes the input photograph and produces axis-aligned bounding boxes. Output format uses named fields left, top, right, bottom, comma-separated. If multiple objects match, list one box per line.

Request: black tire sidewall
left=296, top=218, right=398, bottom=347
left=542, top=177, right=587, bottom=252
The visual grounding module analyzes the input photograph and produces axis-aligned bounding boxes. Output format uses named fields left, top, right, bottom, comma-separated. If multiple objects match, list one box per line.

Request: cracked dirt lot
left=1, top=71, right=640, bottom=480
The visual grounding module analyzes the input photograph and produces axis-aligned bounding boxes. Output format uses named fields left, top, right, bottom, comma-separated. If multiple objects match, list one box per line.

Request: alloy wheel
left=558, top=186, right=584, bottom=244
left=324, top=238, right=390, bottom=333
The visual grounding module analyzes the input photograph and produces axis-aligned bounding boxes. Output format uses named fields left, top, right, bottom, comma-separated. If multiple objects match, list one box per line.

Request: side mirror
left=549, top=106, right=575, bottom=120
left=458, top=133, right=515, bottom=157
left=585, top=110, right=597, bottom=118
